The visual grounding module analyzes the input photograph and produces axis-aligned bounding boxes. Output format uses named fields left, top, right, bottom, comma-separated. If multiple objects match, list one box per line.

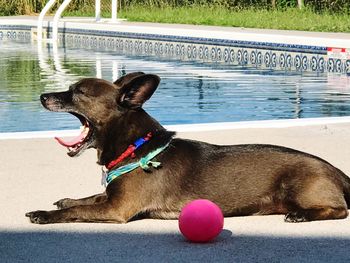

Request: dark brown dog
left=26, top=72, right=350, bottom=224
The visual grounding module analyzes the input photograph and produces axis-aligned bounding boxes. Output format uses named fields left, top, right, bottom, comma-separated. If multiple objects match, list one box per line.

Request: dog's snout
left=40, top=93, right=54, bottom=108
left=40, top=91, right=72, bottom=112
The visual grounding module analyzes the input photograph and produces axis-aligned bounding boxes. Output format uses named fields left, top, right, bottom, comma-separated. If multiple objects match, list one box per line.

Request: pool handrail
left=37, top=0, right=72, bottom=42
left=52, top=0, right=73, bottom=41
left=112, top=0, right=118, bottom=22
left=95, top=0, right=101, bottom=21
left=38, top=0, right=119, bottom=42
left=37, top=0, right=56, bottom=41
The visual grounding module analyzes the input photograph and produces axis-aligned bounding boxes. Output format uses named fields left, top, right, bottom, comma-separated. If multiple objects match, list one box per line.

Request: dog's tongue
left=55, top=126, right=89, bottom=147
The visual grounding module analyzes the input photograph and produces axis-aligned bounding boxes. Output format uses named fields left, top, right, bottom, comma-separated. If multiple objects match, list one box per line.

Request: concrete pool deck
left=1, top=15, right=350, bottom=48
left=1, top=121, right=350, bottom=262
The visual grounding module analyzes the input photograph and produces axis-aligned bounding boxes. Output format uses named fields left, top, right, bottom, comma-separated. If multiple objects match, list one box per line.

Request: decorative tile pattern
left=0, top=25, right=349, bottom=74
left=0, top=29, right=31, bottom=41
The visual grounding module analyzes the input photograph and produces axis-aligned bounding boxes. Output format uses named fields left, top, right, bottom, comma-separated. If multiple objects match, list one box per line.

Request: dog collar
left=102, top=142, right=170, bottom=187
left=105, top=132, right=152, bottom=170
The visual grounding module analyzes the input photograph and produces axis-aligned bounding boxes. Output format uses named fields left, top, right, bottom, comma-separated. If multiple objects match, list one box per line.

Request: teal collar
left=102, top=142, right=170, bottom=187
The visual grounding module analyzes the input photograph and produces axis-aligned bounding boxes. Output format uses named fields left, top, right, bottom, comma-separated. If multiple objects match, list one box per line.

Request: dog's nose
left=40, top=94, right=50, bottom=106
left=40, top=94, right=48, bottom=102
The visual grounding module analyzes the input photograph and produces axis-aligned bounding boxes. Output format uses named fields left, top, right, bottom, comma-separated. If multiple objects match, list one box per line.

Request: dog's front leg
left=54, top=193, right=107, bottom=209
left=26, top=201, right=133, bottom=224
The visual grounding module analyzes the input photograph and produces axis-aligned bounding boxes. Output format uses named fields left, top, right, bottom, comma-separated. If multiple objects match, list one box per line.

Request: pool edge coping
left=1, top=117, right=350, bottom=140
left=0, top=17, right=350, bottom=49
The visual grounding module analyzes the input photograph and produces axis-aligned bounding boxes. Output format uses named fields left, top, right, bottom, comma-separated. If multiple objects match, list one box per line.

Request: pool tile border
left=0, top=24, right=349, bottom=74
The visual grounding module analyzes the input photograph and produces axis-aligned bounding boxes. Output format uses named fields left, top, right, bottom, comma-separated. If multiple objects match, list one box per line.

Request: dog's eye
left=74, top=87, right=85, bottom=95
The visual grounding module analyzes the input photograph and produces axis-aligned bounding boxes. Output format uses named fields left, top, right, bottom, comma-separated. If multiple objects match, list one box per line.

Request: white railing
left=95, top=0, right=101, bottom=21
left=111, top=0, right=118, bottom=22
left=52, top=0, right=73, bottom=41
left=37, top=0, right=56, bottom=41
left=37, top=0, right=119, bottom=42
left=37, top=0, right=72, bottom=42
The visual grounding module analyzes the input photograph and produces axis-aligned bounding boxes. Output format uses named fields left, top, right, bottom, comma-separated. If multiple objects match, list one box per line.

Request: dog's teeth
left=80, top=125, right=90, bottom=135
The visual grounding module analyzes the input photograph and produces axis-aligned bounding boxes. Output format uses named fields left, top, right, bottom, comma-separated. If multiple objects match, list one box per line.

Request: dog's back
left=149, top=139, right=350, bottom=222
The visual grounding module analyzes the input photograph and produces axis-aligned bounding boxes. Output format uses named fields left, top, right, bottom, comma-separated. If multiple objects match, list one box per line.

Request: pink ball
left=179, top=199, right=224, bottom=243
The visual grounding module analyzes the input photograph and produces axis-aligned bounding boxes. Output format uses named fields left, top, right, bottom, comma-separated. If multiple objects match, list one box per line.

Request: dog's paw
left=284, top=212, right=307, bottom=223
left=25, top=210, right=52, bottom=224
left=54, top=198, right=75, bottom=209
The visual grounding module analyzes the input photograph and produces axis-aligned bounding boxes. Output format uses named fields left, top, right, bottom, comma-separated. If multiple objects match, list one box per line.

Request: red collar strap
left=106, top=132, right=152, bottom=170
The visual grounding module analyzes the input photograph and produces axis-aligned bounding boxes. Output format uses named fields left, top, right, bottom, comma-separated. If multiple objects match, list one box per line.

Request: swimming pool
left=1, top=41, right=350, bottom=133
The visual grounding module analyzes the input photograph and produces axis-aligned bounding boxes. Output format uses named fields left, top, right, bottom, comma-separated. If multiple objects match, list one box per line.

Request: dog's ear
left=113, top=72, right=145, bottom=87
left=119, top=74, right=160, bottom=109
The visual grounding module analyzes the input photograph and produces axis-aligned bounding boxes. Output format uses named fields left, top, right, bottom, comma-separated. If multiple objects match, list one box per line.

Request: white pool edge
left=1, top=116, right=350, bottom=140
left=1, top=17, right=350, bottom=48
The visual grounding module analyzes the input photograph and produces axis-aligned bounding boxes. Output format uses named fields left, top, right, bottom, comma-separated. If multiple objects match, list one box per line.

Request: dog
left=26, top=72, right=350, bottom=224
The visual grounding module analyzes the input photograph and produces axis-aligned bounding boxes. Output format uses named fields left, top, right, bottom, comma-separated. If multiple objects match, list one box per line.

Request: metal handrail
left=95, top=0, right=101, bottom=21
left=37, top=0, right=56, bottom=41
left=37, top=0, right=119, bottom=42
left=112, top=0, right=118, bottom=22
left=52, top=0, right=73, bottom=41
left=37, top=0, right=72, bottom=42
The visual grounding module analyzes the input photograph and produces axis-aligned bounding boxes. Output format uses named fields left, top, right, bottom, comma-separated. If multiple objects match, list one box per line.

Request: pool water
left=1, top=41, right=350, bottom=133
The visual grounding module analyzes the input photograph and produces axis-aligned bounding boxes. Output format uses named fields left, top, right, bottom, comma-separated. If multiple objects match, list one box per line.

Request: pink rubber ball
left=179, top=199, right=224, bottom=243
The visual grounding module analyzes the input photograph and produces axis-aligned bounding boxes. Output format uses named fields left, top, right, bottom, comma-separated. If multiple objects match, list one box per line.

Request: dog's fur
left=26, top=72, right=350, bottom=224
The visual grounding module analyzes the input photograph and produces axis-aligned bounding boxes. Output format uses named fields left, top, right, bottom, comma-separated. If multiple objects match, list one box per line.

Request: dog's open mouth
left=54, top=113, right=94, bottom=157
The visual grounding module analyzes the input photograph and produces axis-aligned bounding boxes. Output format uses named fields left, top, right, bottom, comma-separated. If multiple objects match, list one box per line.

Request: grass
left=65, top=5, right=350, bottom=33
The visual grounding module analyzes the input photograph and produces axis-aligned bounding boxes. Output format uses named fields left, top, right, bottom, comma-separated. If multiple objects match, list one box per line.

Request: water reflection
left=0, top=41, right=350, bottom=132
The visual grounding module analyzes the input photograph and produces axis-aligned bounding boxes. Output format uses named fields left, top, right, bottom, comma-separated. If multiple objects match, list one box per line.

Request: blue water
left=1, top=41, right=350, bottom=133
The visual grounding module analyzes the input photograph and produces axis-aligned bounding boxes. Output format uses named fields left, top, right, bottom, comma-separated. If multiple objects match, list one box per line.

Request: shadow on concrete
left=1, top=229, right=349, bottom=262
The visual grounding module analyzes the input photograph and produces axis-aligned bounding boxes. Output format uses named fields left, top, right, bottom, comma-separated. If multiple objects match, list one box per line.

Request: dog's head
left=40, top=72, right=160, bottom=157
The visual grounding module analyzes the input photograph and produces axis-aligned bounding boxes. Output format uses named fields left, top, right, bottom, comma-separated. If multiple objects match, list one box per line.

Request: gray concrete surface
left=1, top=123, right=350, bottom=262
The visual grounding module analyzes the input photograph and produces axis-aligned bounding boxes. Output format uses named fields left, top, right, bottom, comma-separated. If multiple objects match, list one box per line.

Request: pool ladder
left=35, top=0, right=119, bottom=42
left=35, top=0, right=72, bottom=42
